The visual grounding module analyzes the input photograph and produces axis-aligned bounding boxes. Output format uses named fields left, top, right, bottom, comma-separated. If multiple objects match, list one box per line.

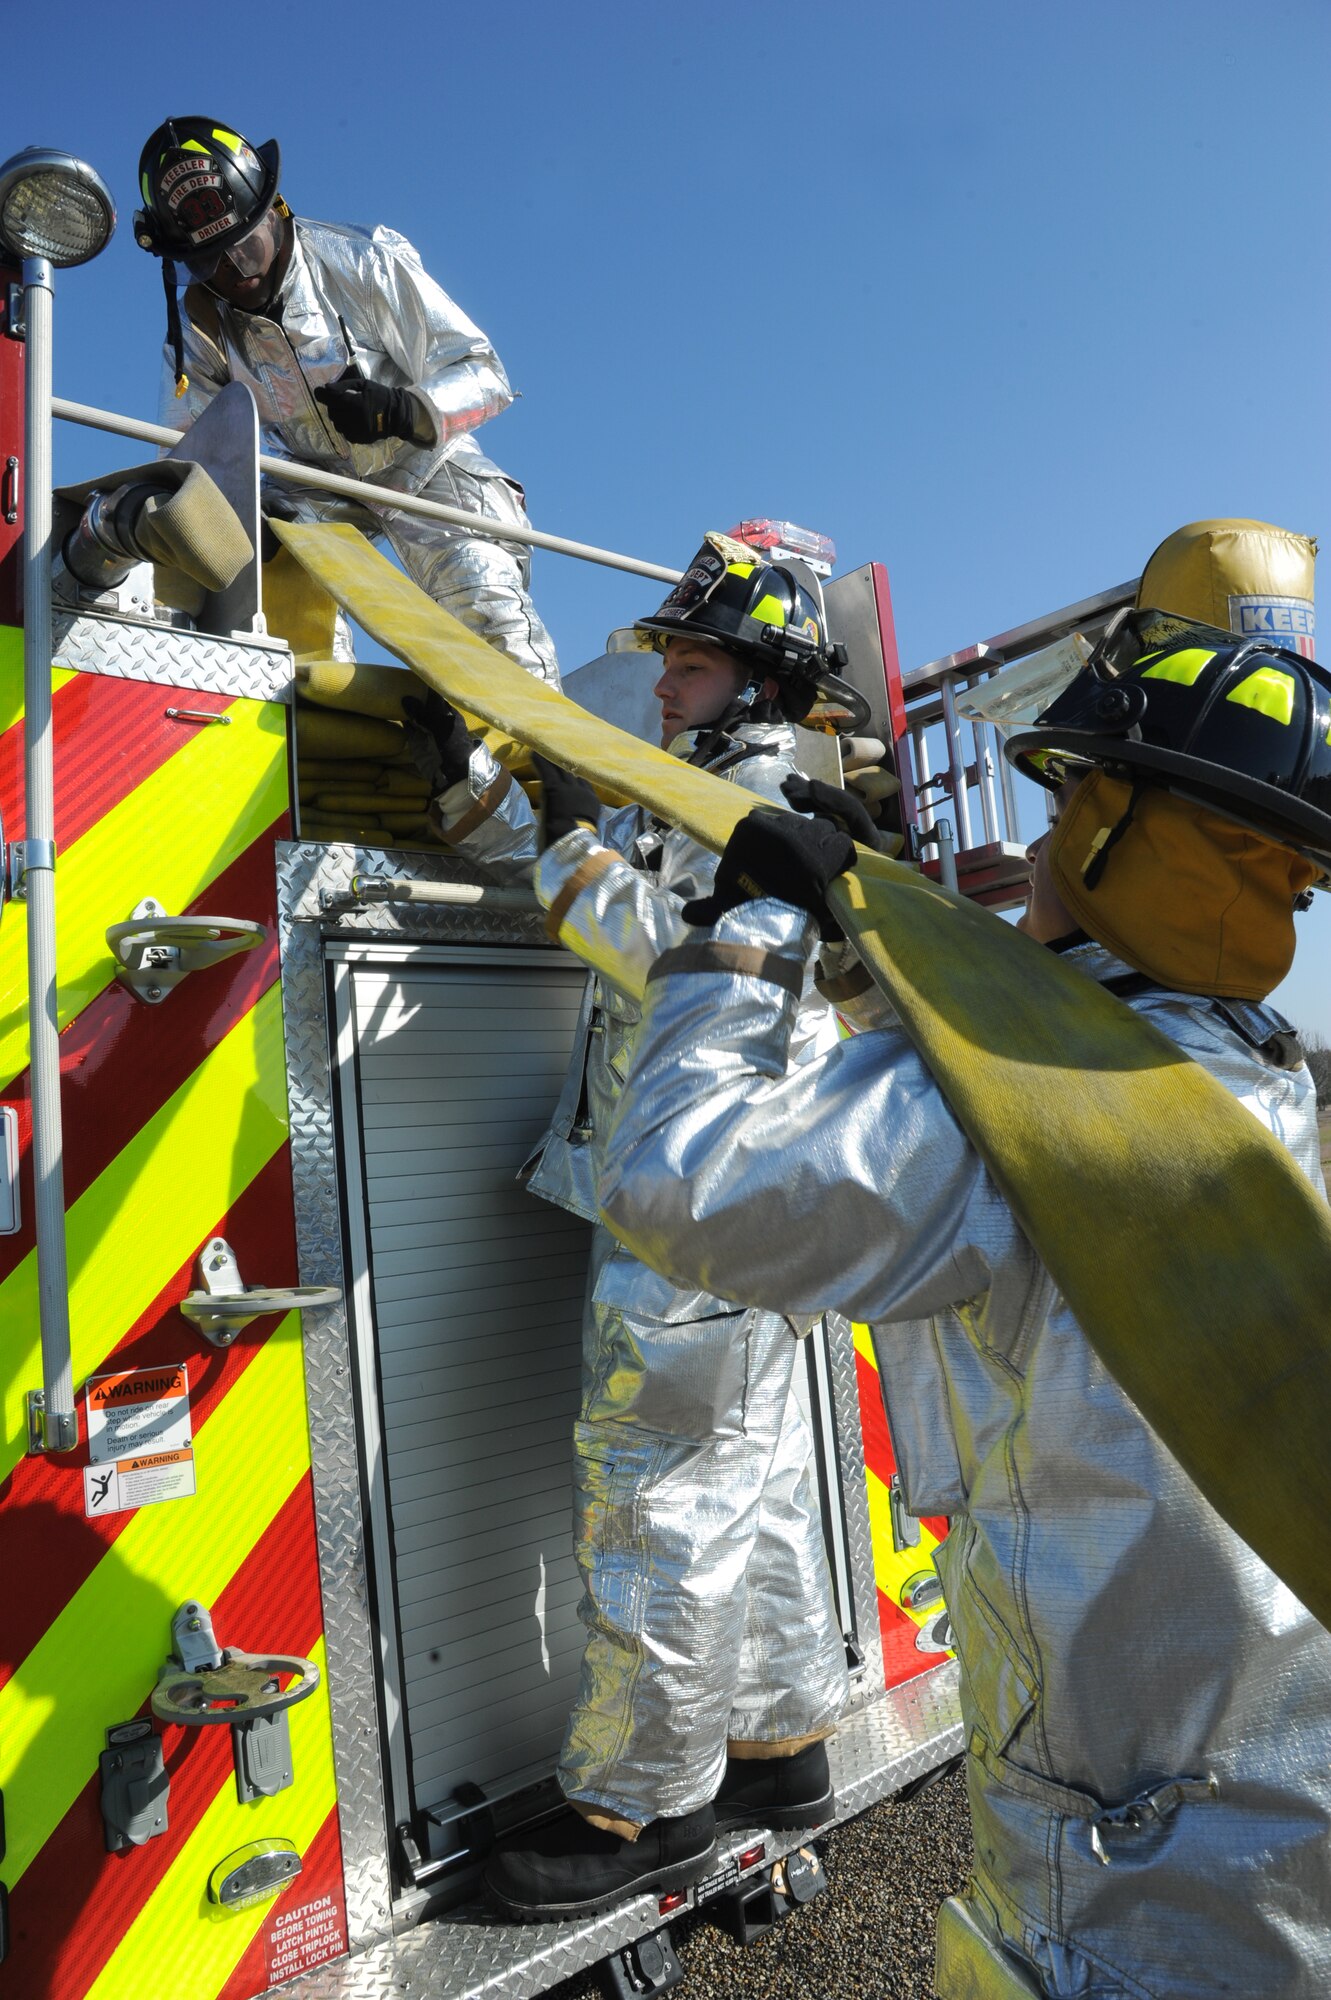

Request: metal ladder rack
left=898, top=579, right=1139, bottom=906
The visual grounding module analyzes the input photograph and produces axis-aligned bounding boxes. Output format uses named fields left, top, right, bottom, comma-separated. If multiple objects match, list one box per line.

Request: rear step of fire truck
left=0, top=352, right=1133, bottom=2000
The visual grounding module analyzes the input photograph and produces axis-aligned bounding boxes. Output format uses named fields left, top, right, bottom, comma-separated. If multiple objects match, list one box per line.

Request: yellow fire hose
left=272, top=522, right=1331, bottom=1630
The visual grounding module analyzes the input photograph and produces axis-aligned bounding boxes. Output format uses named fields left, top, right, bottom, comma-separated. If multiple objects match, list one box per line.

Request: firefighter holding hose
left=587, top=533, right=1331, bottom=1994
left=133, top=116, right=559, bottom=683
left=402, top=534, right=864, bottom=1919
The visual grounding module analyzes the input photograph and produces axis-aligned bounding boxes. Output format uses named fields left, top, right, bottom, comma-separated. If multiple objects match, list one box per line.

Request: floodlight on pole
left=0, top=148, right=115, bottom=267
left=0, top=148, right=115, bottom=1452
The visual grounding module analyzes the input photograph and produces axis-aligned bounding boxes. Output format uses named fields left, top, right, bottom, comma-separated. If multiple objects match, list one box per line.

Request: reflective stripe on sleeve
left=648, top=940, right=804, bottom=997
left=543, top=845, right=618, bottom=940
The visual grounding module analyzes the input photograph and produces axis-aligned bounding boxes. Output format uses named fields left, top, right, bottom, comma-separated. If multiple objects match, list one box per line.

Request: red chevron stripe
left=0, top=1145, right=297, bottom=1687
left=10, top=1475, right=327, bottom=2000
left=856, top=1346, right=896, bottom=1481
left=857, top=1348, right=950, bottom=1691
left=0, top=822, right=284, bottom=1285
left=879, top=1586, right=937, bottom=1688
left=216, top=1808, right=348, bottom=2000
left=0, top=675, right=233, bottom=852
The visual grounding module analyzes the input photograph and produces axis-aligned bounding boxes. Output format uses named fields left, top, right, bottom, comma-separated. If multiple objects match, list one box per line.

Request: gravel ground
left=546, top=1762, right=973, bottom=2000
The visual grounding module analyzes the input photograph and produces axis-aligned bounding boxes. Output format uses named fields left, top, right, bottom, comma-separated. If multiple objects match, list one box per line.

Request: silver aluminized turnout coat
left=600, top=900, right=1331, bottom=1995
left=430, top=722, right=848, bottom=1828
left=162, top=217, right=559, bottom=681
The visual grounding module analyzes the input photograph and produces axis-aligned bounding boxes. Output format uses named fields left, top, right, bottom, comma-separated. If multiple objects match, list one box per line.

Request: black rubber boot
left=484, top=1803, right=718, bottom=1922
left=713, top=1741, right=835, bottom=1832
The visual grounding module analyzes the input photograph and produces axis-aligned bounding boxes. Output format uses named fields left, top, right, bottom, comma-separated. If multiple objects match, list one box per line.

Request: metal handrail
left=893, top=576, right=1140, bottom=881
left=903, top=579, right=1138, bottom=694
left=52, top=397, right=682, bottom=586
left=321, top=877, right=541, bottom=916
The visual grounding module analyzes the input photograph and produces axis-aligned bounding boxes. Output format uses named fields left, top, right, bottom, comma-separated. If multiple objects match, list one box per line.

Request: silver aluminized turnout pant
left=558, top=1229, right=848, bottom=1829
left=281, top=451, right=560, bottom=683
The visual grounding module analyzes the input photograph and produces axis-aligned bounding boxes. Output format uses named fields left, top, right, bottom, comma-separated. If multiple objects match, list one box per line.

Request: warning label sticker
left=84, top=1447, right=196, bottom=1518
left=264, top=1894, right=347, bottom=1985
left=87, top=1365, right=191, bottom=1465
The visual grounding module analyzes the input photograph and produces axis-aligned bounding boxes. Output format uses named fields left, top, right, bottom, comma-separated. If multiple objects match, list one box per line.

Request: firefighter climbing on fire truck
left=133, top=115, right=560, bottom=683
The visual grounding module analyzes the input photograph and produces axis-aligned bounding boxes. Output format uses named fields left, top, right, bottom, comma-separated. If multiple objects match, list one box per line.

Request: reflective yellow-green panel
left=0, top=693, right=286, bottom=1093
left=1226, top=666, right=1296, bottom=725
left=864, top=1464, right=945, bottom=1630
left=0, top=983, right=290, bottom=1479
left=85, top=1639, right=335, bottom=2000
left=1140, top=647, right=1215, bottom=687
left=1, top=1317, right=310, bottom=1887
left=0, top=635, right=77, bottom=736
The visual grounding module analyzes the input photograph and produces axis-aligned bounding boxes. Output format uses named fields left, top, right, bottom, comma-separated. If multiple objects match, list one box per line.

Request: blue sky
left=12, top=0, right=1331, bottom=1034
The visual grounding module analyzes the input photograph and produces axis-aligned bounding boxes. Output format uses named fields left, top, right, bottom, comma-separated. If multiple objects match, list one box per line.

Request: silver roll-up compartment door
left=331, top=944, right=593, bottom=1853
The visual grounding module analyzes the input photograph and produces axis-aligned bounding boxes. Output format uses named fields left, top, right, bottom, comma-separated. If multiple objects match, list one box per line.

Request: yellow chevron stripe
left=0, top=633, right=76, bottom=734
left=0, top=692, right=286, bottom=1092
left=85, top=1638, right=336, bottom=2000
left=865, top=1462, right=944, bottom=1632
left=856, top=1323, right=948, bottom=1630
left=0, top=1315, right=310, bottom=1887
left=0, top=982, right=289, bottom=1478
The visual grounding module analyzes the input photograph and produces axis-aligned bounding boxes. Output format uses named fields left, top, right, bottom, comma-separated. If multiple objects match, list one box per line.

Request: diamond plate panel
left=276, top=842, right=569, bottom=1953
left=51, top=607, right=293, bottom=701
left=831, top=1662, right=962, bottom=1818
left=258, top=1671, right=963, bottom=2000
left=278, top=839, right=394, bottom=1950
left=823, top=1311, right=887, bottom=1705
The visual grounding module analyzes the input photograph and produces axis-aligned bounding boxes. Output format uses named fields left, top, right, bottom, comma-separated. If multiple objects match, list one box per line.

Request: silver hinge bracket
left=106, top=899, right=265, bottom=1004
left=179, top=1236, right=340, bottom=1348
left=26, top=1389, right=77, bottom=1455
left=172, top=1600, right=225, bottom=1674
left=9, top=839, right=56, bottom=903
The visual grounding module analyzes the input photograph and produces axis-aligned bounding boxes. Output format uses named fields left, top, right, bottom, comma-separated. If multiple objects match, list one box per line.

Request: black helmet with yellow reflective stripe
left=134, top=117, right=285, bottom=397
left=134, top=118, right=280, bottom=259
left=635, top=532, right=851, bottom=723
left=1006, top=607, right=1331, bottom=876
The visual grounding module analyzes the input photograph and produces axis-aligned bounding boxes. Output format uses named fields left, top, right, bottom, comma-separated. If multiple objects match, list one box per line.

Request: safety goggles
left=180, top=204, right=279, bottom=284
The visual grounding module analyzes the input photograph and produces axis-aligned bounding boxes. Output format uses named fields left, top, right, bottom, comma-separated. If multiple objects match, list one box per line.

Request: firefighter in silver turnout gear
left=404, top=536, right=851, bottom=1920
left=597, top=615, right=1331, bottom=1995
left=134, top=117, right=558, bottom=683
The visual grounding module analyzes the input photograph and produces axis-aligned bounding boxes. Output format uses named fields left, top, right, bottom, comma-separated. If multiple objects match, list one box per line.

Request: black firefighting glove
left=531, top=753, right=600, bottom=848
left=313, top=371, right=420, bottom=445
left=682, top=807, right=856, bottom=940
left=780, top=773, right=881, bottom=848
left=402, top=689, right=475, bottom=793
